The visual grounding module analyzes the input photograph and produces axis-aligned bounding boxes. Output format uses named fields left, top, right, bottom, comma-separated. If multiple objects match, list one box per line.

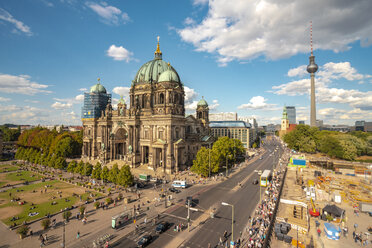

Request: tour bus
left=260, top=170, right=272, bottom=187
left=172, top=180, right=187, bottom=188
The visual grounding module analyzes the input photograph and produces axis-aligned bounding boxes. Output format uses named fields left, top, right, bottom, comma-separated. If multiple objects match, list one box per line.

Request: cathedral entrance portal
left=113, top=128, right=127, bottom=160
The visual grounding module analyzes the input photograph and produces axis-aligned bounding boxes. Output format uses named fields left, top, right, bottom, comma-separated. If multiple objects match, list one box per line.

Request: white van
left=172, top=180, right=187, bottom=188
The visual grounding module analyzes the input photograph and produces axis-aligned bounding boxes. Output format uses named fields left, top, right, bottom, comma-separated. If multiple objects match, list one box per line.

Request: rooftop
left=209, top=121, right=251, bottom=128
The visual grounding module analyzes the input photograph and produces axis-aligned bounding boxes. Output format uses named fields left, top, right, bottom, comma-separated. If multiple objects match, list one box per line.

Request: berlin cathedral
left=81, top=39, right=213, bottom=174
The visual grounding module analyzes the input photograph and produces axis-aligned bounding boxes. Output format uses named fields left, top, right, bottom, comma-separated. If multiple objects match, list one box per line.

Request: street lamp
left=221, top=202, right=234, bottom=245
left=209, top=143, right=211, bottom=178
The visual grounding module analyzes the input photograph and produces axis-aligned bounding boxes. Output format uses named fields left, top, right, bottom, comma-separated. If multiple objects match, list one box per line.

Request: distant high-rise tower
left=307, top=21, right=318, bottom=127
left=285, top=106, right=296, bottom=124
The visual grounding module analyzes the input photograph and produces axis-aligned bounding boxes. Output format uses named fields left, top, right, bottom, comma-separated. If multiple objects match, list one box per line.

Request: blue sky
left=0, top=0, right=372, bottom=126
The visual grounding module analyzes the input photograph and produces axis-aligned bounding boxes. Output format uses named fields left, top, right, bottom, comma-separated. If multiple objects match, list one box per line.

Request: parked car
left=137, top=235, right=153, bottom=247
left=155, top=221, right=170, bottom=234
left=168, top=187, right=181, bottom=193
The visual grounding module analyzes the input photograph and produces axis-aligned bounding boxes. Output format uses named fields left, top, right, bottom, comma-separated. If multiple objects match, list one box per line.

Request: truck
left=139, top=174, right=150, bottom=182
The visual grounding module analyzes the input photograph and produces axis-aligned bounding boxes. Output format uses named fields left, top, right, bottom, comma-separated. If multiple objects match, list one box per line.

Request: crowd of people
left=242, top=170, right=284, bottom=248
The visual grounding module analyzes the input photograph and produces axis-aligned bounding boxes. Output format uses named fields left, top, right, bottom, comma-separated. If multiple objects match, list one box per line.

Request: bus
left=172, top=180, right=187, bottom=188
left=260, top=170, right=272, bottom=187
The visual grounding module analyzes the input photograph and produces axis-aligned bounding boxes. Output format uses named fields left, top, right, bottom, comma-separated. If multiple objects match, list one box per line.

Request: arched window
left=159, top=93, right=164, bottom=104
left=174, top=94, right=179, bottom=105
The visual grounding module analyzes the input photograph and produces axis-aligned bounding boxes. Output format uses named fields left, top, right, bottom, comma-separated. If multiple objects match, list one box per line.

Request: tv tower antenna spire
left=310, top=21, right=313, bottom=56
left=307, top=21, right=318, bottom=127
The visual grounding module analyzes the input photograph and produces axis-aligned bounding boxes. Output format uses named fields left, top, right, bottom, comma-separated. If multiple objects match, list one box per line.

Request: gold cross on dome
left=157, top=36, right=160, bottom=42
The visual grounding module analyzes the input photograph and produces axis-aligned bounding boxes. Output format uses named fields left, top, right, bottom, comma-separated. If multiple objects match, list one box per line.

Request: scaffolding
left=81, top=92, right=111, bottom=119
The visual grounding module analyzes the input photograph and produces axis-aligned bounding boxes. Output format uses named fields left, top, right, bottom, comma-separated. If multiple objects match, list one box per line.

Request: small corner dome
left=197, top=98, right=208, bottom=107
left=158, top=69, right=180, bottom=83
left=90, top=83, right=107, bottom=94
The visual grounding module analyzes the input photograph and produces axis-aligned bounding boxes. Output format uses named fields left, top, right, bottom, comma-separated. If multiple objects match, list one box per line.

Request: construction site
left=271, top=156, right=372, bottom=248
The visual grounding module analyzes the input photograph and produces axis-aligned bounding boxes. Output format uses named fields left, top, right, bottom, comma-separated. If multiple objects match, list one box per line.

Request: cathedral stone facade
left=82, top=40, right=212, bottom=174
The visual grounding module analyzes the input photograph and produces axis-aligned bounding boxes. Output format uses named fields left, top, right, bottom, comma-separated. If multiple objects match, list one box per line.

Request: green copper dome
left=158, top=69, right=180, bottom=83
left=132, top=39, right=181, bottom=85
left=197, top=97, right=208, bottom=107
left=90, top=82, right=107, bottom=94
left=133, top=59, right=180, bottom=85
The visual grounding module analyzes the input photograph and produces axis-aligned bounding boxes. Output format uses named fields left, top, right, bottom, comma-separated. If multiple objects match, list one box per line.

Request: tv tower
left=307, top=21, right=318, bottom=127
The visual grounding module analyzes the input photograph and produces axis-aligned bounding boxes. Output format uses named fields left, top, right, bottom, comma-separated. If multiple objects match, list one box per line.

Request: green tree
left=191, top=147, right=219, bottom=177
left=117, top=165, right=134, bottom=187
left=75, top=161, right=84, bottom=175
left=212, top=137, right=245, bottom=170
left=83, top=163, right=93, bottom=176
left=16, top=225, right=30, bottom=239
left=283, top=124, right=318, bottom=153
left=108, top=164, right=119, bottom=184
left=67, top=161, right=77, bottom=173
left=62, top=210, right=72, bottom=222
left=101, top=166, right=109, bottom=181
left=55, top=157, right=67, bottom=169
left=317, top=135, right=343, bottom=158
left=92, top=162, right=102, bottom=180
left=339, top=137, right=358, bottom=160
left=41, top=218, right=51, bottom=230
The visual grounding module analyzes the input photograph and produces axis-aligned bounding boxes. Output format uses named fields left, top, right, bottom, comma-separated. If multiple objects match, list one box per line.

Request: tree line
left=191, top=136, right=246, bottom=177
left=283, top=125, right=372, bottom=160
left=0, top=125, right=21, bottom=142
left=17, top=127, right=82, bottom=158
left=15, top=148, right=134, bottom=187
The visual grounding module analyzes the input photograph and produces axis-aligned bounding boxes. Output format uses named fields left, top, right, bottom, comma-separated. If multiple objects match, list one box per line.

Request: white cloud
left=79, top=88, right=87, bottom=92
left=112, top=86, right=130, bottom=102
left=86, top=2, right=130, bottom=25
left=238, top=96, right=278, bottom=110
left=0, top=105, right=50, bottom=124
left=184, top=17, right=195, bottom=26
left=24, top=99, right=39, bottom=104
left=75, top=94, right=84, bottom=101
left=209, top=99, right=220, bottom=110
left=0, top=74, right=51, bottom=95
left=288, top=65, right=308, bottom=78
left=184, top=86, right=199, bottom=110
left=192, top=0, right=208, bottom=6
left=51, top=102, right=72, bottom=110
left=107, top=45, right=134, bottom=62
left=0, top=8, right=32, bottom=35
left=0, top=96, right=10, bottom=102
left=178, top=0, right=372, bottom=65
left=0, top=104, right=21, bottom=112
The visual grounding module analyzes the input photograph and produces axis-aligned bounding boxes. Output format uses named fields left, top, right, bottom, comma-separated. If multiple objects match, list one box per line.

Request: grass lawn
left=5, top=171, right=42, bottom=182
left=0, top=164, right=20, bottom=173
left=0, top=180, right=103, bottom=226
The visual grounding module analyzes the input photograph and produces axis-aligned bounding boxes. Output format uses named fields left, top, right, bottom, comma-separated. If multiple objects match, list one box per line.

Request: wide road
left=112, top=136, right=284, bottom=248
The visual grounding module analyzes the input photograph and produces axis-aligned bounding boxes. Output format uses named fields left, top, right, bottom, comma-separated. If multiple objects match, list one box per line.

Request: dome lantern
left=154, top=36, right=162, bottom=60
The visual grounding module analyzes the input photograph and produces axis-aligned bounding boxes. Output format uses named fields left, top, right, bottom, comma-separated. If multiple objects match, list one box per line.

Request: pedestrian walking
left=44, top=233, right=47, bottom=241
left=317, top=228, right=321, bottom=237
left=77, top=231, right=80, bottom=239
left=219, top=237, right=223, bottom=246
